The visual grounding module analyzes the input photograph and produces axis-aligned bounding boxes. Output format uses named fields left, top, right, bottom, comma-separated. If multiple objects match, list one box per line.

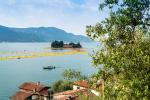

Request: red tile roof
left=19, top=82, right=49, bottom=92
left=10, top=91, right=32, bottom=100
left=73, top=80, right=88, bottom=88
left=53, top=89, right=91, bottom=100
left=54, top=90, right=79, bottom=96
left=39, top=88, right=49, bottom=96
left=53, top=90, right=83, bottom=100
left=11, top=82, right=50, bottom=100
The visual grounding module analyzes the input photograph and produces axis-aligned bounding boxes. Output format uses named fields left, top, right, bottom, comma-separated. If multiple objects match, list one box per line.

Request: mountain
left=0, top=25, right=91, bottom=42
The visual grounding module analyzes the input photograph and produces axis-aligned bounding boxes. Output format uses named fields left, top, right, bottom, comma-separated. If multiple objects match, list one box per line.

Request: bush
left=52, top=80, right=73, bottom=93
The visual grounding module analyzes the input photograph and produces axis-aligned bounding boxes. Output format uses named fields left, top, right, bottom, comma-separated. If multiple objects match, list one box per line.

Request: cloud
left=0, top=0, right=108, bottom=35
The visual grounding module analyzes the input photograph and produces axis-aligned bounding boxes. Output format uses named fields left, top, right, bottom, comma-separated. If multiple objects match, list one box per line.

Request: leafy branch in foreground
left=86, top=0, right=150, bottom=99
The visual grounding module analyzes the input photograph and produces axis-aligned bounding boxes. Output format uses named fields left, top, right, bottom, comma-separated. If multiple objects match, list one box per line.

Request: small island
left=51, top=40, right=82, bottom=48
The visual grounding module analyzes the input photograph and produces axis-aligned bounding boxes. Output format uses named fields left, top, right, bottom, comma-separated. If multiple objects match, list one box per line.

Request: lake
left=0, top=42, right=99, bottom=100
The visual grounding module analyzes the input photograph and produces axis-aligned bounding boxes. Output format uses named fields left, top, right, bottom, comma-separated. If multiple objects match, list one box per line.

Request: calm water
left=0, top=42, right=99, bottom=100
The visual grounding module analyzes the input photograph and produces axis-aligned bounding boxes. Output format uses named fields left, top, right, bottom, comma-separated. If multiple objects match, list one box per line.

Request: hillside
left=0, top=25, right=91, bottom=42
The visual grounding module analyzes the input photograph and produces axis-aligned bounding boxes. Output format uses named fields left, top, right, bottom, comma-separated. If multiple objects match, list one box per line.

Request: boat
left=43, top=66, right=56, bottom=70
left=17, top=57, right=21, bottom=59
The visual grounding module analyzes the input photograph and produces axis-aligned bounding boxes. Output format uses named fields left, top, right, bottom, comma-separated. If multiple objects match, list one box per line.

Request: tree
left=72, top=43, right=82, bottom=48
left=59, top=41, right=64, bottom=47
left=52, top=80, right=73, bottom=93
left=51, top=40, right=64, bottom=48
left=69, top=42, right=82, bottom=48
left=86, top=0, right=150, bottom=99
left=62, top=69, right=87, bottom=81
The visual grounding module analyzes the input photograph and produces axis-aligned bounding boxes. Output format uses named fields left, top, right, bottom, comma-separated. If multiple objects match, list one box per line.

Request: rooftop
left=53, top=89, right=89, bottom=100
left=10, top=91, right=32, bottom=100
left=19, top=82, right=49, bottom=92
left=11, top=82, right=50, bottom=100
left=73, top=80, right=88, bottom=88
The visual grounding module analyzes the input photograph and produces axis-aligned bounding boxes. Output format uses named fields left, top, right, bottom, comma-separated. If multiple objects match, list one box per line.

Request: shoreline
left=46, top=47, right=86, bottom=51
left=0, top=50, right=87, bottom=60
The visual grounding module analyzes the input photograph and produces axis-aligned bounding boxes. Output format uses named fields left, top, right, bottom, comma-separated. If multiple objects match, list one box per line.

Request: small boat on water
left=17, top=57, right=21, bottom=59
left=43, top=66, right=56, bottom=70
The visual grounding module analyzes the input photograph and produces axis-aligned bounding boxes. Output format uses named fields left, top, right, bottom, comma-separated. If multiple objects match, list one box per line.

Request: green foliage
left=70, top=42, right=82, bottom=48
left=79, top=94, right=102, bottom=100
left=51, top=41, right=82, bottom=48
left=52, top=80, right=73, bottom=93
left=62, top=69, right=87, bottom=80
left=48, top=89, right=54, bottom=100
left=51, top=40, right=64, bottom=48
left=86, top=0, right=150, bottom=99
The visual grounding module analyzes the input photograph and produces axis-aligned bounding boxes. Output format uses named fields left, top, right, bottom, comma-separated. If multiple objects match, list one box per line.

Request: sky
left=0, top=0, right=109, bottom=35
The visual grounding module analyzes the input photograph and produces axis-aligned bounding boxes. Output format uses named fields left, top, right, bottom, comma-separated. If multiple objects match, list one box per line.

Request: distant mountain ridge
left=0, top=25, right=91, bottom=42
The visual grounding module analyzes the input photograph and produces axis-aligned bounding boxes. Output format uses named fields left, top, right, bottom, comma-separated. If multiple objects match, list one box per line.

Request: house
left=53, top=80, right=90, bottom=100
left=53, top=89, right=91, bottom=100
left=10, top=82, right=50, bottom=100
left=73, top=80, right=101, bottom=97
left=73, top=80, right=88, bottom=90
left=53, top=90, right=79, bottom=100
left=53, top=80, right=103, bottom=100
